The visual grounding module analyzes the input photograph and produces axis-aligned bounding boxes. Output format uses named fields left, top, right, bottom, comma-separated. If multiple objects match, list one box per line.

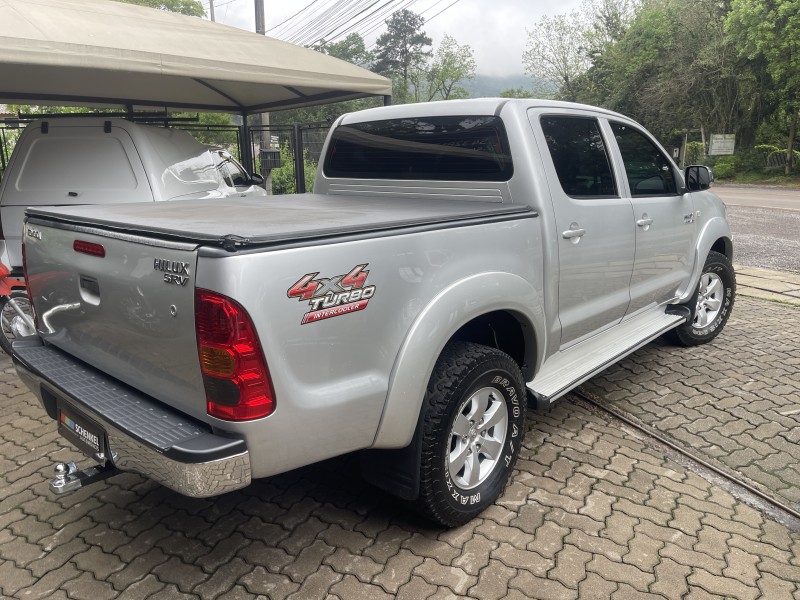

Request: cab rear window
left=324, top=116, right=513, bottom=181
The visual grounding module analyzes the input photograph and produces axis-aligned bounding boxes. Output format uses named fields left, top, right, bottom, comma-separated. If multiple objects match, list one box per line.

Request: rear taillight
left=195, top=289, right=275, bottom=421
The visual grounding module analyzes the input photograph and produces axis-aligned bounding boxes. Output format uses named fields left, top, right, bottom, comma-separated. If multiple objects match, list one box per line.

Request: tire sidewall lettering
left=442, top=368, right=524, bottom=512
left=690, top=259, right=734, bottom=337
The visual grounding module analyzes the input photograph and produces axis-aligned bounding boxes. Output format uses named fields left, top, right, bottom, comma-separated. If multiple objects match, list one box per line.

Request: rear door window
left=540, top=116, right=617, bottom=198
left=324, top=116, right=513, bottom=181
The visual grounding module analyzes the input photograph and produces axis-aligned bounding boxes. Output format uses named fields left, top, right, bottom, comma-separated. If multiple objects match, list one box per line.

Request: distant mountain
left=462, top=74, right=532, bottom=98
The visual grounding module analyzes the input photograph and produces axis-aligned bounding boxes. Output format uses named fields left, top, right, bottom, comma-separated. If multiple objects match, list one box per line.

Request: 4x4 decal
left=287, top=264, right=376, bottom=324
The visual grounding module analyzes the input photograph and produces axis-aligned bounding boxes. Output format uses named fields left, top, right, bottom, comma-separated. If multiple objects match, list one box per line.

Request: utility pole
left=208, top=0, right=215, bottom=21
left=254, top=0, right=271, bottom=193
left=255, top=0, right=265, bottom=34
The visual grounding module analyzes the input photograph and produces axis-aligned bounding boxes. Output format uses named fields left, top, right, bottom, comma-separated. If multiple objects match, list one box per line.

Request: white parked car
left=0, top=118, right=265, bottom=271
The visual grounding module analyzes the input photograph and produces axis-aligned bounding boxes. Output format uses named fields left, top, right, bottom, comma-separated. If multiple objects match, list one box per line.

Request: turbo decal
left=288, top=264, right=376, bottom=324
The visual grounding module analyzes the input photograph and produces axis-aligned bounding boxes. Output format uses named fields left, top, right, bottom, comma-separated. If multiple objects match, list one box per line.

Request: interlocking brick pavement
left=1, top=296, right=799, bottom=599
left=582, top=296, right=800, bottom=511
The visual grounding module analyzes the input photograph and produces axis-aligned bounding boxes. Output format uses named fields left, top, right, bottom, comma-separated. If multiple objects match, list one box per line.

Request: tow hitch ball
left=48, top=461, right=119, bottom=495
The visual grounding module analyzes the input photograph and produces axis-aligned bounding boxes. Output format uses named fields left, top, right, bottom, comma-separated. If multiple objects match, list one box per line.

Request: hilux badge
left=154, top=258, right=190, bottom=286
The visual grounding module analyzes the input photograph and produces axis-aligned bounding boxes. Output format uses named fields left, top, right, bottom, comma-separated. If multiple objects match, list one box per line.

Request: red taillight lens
left=73, top=240, right=105, bottom=258
left=195, top=289, right=275, bottom=421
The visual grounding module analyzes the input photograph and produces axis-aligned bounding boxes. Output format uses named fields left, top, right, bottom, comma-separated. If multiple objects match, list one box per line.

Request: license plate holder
left=57, top=401, right=108, bottom=463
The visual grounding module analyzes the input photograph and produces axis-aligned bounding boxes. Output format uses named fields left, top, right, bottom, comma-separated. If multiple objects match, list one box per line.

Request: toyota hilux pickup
left=12, top=99, right=734, bottom=526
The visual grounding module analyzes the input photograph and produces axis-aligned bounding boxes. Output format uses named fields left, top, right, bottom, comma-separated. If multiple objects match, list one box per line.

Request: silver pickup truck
left=13, top=99, right=734, bottom=526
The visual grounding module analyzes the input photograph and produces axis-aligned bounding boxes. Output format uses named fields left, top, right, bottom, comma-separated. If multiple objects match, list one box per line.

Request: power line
left=281, top=0, right=349, bottom=42
left=290, top=0, right=368, bottom=45
left=305, top=0, right=403, bottom=47
left=272, top=0, right=339, bottom=39
left=424, top=0, right=462, bottom=23
left=418, top=0, right=448, bottom=17
left=266, top=0, right=325, bottom=33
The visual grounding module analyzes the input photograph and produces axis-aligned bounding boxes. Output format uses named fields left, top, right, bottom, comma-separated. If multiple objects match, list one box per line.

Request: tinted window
left=540, top=116, right=617, bottom=198
left=611, top=122, right=677, bottom=196
left=324, top=116, right=513, bottom=181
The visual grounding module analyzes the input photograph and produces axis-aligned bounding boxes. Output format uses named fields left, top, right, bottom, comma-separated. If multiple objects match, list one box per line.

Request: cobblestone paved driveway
left=582, top=296, right=800, bottom=511
left=1, top=297, right=799, bottom=599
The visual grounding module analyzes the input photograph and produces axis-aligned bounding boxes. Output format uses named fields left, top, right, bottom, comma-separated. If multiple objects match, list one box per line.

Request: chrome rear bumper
left=13, top=339, right=251, bottom=498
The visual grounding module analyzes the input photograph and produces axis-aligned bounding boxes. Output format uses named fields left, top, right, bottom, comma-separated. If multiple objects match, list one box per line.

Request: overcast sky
left=206, top=0, right=583, bottom=78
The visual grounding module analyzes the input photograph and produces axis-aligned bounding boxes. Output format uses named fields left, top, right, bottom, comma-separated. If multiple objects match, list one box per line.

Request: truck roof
left=339, top=98, right=630, bottom=125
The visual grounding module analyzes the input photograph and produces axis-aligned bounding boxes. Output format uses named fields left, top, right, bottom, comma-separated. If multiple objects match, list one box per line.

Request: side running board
left=527, top=309, right=686, bottom=409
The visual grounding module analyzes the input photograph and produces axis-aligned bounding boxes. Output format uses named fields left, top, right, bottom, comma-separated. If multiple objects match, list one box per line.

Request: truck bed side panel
left=194, top=217, right=542, bottom=479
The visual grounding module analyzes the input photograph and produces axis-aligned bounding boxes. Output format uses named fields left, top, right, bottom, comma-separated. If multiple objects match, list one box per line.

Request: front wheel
left=667, top=251, right=735, bottom=347
left=0, top=291, right=36, bottom=356
left=417, top=342, right=526, bottom=527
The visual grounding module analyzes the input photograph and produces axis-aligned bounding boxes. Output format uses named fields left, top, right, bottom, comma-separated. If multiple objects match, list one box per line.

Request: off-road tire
left=667, top=250, right=735, bottom=347
left=416, top=341, right=526, bottom=527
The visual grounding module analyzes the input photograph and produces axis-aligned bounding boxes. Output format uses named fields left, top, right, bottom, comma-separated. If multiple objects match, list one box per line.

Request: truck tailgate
left=23, top=221, right=205, bottom=420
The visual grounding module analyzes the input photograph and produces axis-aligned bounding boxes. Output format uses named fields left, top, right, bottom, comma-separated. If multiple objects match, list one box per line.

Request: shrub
left=711, top=155, right=736, bottom=179
left=684, top=141, right=706, bottom=165
left=270, top=142, right=317, bottom=195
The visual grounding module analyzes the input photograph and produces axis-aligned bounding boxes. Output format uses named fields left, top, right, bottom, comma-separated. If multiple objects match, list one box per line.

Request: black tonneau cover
left=26, top=194, right=535, bottom=248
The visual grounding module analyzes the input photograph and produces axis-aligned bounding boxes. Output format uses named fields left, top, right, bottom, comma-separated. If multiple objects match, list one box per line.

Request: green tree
left=316, top=33, right=373, bottom=67
left=500, top=87, right=536, bottom=99
left=569, top=0, right=764, bottom=149
left=424, top=35, right=476, bottom=101
left=174, top=112, right=240, bottom=155
left=522, top=11, right=589, bottom=100
left=726, top=0, right=800, bottom=173
left=115, top=0, right=204, bottom=17
left=373, top=9, right=432, bottom=103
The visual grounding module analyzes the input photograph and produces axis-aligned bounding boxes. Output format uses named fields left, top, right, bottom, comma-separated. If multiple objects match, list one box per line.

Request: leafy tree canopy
left=522, top=10, right=589, bottom=101
left=373, top=9, right=432, bottom=102
left=316, top=33, right=373, bottom=67
left=500, top=87, right=535, bottom=99
left=726, top=0, right=800, bottom=172
left=425, top=34, right=476, bottom=101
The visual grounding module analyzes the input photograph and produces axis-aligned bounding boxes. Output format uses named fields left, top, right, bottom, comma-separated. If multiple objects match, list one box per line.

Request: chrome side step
left=528, top=309, right=686, bottom=408
left=48, top=461, right=119, bottom=495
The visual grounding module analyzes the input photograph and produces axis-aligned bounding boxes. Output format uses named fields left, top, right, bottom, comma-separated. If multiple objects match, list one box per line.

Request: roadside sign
left=709, top=134, right=735, bottom=155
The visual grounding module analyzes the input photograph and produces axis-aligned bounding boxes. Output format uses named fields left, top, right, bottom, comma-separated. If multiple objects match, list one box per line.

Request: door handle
left=562, top=228, right=586, bottom=239
left=637, top=217, right=654, bottom=228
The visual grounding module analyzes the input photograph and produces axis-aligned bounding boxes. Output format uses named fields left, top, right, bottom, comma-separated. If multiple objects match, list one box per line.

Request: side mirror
left=685, top=165, right=713, bottom=191
left=249, top=173, right=265, bottom=186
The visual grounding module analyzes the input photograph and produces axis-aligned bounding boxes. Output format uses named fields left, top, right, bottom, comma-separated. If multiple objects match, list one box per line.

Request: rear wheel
left=667, top=251, right=735, bottom=347
left=417, top=342, right=526, bottom=527
left=0, top=291, right=35, bottom=356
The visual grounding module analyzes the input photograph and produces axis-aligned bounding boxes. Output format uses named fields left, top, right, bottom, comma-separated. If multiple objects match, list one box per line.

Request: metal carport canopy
left=0, top=0, right=392, bottom=113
